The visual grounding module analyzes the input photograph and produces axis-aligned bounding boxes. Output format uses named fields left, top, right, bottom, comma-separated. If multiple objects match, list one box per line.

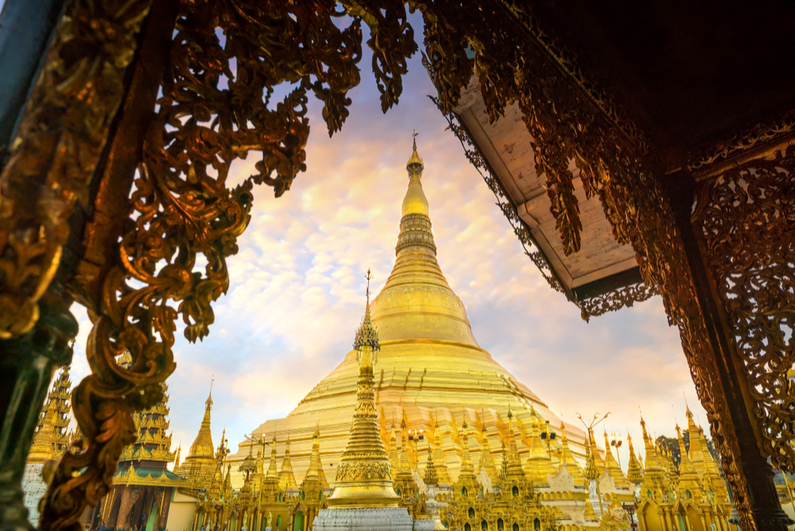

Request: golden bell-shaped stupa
left=230, top=138, right=589, bottom=486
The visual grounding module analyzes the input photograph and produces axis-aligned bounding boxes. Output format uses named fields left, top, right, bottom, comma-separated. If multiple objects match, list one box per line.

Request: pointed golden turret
left=588, top=428, right=604, bottom=471
left=602, top=430, right=629, bottom=489
left=685, top=406, right=705, bottom=473
left=260, top=434, right=281, bottom=498
left=179, top=384, right=217, bottom=483
left=278, top=437, right=298, bottom=491
left=424, top=443, right=438, bottom=486
left=393, top=418, right=418, bottom=501
left=477, top=424, right=500, bottom=487
left=431, top=422, right=452, bottom=485
left=504, top=409, right=526, bottom=482
left=524, top=413, right=556, bottom=487
left=676, top=424, right=701, bottom=495
left=302, top=425, right=326, bottom=492
left=557, top=422, right=585, bottom=487
left=402, top=136, right=428, bottom=217
left=626, top=434, right=644, bottom=486
left=640, top=417, right=661, bottom=470
left=28, top=366, right=72, bottom=463
left=388, top=425, right=399, bottom=476
left=582, top=431, right=599, bottom=484
left=174, top=444, right=182, bottom=469
left=328, top=273, right=400, bottom=507
left=306, top=426, right=323, bottom=480
left=454, top=415, right=480, bottom=498
left=459, top=416, right=475, bottom=477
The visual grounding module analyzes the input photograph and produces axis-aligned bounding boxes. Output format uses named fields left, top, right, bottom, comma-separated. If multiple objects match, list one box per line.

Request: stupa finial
left=353, top=269, right=380, bottom=359
left=407, top=130, right=423, bottom=170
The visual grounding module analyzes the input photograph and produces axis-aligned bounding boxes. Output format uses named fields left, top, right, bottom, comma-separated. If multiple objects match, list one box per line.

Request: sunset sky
left=66, top=15, right=708, bottom=471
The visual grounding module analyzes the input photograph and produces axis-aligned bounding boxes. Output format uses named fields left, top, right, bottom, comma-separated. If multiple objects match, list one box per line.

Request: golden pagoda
left=557, top=422, right=586, bottom=487
left=28, top=366, right=72, bottom=463
left=23, top=366, right=73, bottom=527
left=278, top=438, right=299, bottom=491
left=524, top=412, right=556, bottom=487
left=232, top=139, right=589, bottom=485
left=625, top=433, right=644, bottom=487
left=326, top=273, right=400, bottom=508
left=602, top=430, right=629, bottom=489
left=477, top=421, right=500, bottom=487
left=178, top=385, right=217, bottom=485
left=95, top=360, right=187, bottom=531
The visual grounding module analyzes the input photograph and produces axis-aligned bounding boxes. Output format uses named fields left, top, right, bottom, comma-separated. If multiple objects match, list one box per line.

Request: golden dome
left=233, top=142, right=588, bottom=489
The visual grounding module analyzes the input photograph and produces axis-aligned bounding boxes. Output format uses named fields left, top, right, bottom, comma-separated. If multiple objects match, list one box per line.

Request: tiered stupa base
left=313, top=507, right=413, bottom=531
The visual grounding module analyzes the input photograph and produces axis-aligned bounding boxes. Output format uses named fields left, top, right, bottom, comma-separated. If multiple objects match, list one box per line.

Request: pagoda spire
left=685, top=406, right=707, bottom=475
left=557, top=422, right=585, bottom=487
left=179, top=381, right=216, bottom=483
left=459, top=416, right=475, bottom=477
left=640, top=416, right=661, bottom=470
left=28, top=366, right=72, bottom=463
left=602, top=430, right=629, bottom=488
left=676, top=425, right=697, bottom=476
left=504, top=408, right=526, bottom=481
left=423, top=442, right=438, bottom=486
left=327, top=274, right=399, bottom=507
left=302, top=424, right=327, bottom=490
left=260, top=433, right=281, bottom=498
left=626, top=433, right=644, bottom=486
left=477, top=422, right=500, bottom=486
left=278, top=436, right=298, bottom=491
left=431, top=417, right=452, bottom=485
left=267, top=433, right=279, bottom=478
left=524, top=412, right=555, bottom=486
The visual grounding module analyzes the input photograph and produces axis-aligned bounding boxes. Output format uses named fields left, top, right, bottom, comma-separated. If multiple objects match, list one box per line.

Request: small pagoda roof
left=113, top=464, right=188, bottom=487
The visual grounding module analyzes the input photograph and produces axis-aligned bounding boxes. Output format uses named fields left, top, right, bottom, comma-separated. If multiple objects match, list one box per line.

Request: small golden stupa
left=326, top=271, right=400, bottom=507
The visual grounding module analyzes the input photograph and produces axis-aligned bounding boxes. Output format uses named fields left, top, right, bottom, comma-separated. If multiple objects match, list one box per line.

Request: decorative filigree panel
left=0, top=0, right=154, bottom=339
left=419, top=4, right=757, bottom=525
left=41, top=2, right=418, bottom=530
left=693, top=144, right=795, bottom=471
left=434, top=92, right=660, bottom=320
left=576, top=282, right=657, bottom=322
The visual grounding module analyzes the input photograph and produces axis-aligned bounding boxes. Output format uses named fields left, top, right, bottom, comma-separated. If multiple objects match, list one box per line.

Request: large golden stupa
left=228, top=140, right=589, bottom=485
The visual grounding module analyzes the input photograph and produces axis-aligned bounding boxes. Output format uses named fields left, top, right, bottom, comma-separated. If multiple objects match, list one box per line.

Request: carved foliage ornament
left=693, top=144, right=795, bottom=472
left=0, top=0, right=153, bottom=339
left=40, top=1, right=417, bottom=530
left=419, top=2, right=756, bottom=527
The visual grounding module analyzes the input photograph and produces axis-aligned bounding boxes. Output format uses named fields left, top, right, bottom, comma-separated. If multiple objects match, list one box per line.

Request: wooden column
left=0, top=294, right=76, bottom=530
left=660, top=170, right=790, bottom=531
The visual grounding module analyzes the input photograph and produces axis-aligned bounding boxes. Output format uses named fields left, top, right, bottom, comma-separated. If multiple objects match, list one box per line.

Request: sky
left=60, top=13, right=708, bottom=472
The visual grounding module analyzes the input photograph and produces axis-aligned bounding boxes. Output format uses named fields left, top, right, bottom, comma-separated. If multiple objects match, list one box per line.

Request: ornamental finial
left=353, top=270, right=380, bottom=356
left=406, top=130, right=424, bottom=169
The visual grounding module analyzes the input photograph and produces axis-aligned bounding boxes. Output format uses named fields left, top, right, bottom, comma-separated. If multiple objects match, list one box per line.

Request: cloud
left=64, top=18, right=708, bottom=470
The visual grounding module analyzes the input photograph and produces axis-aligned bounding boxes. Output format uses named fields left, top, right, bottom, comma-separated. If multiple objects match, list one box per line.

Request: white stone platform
left=312, top=507, right=412, bottom=531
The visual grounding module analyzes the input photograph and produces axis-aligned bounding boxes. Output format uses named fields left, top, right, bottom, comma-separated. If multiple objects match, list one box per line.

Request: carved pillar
left=101, top=488, right=117, bottom=527
left=659, top=168, right=791, bottom=531
left=158, top=488, right=170, bottom=531
left=116, top=487, right=142, bottom=531
left=0, top=293, right=76, bottom=531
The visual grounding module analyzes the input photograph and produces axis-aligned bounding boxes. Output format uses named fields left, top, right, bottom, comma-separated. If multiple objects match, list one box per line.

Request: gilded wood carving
left=0, top=0, right=154, bottom=339
left=37, top=2, right=419, bottom=530
left=693, top=144, right=795, bottom=472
